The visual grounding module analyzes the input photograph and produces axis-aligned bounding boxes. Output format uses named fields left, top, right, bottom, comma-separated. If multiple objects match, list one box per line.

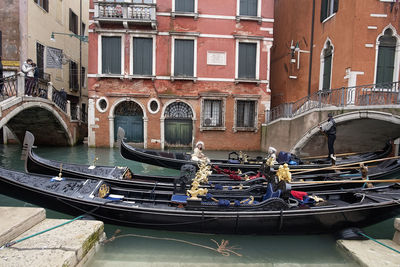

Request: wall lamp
left=50, top=32, right=88, bottom=43
left=290, top=41, right=310, bottom=69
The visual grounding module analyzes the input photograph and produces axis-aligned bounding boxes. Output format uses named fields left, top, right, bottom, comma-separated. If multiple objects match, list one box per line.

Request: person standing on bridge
left=21, top=59, right=35, bottom=96
left=319, top=113, right=336, bottom=163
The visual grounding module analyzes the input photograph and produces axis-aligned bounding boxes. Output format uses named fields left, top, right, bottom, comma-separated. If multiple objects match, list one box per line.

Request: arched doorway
left=114, top=101, right=144, bottom=143
left=164, top=102, right=193, bottom=147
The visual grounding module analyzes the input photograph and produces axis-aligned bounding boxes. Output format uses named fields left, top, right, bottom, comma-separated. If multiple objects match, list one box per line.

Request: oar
left=291, top=165, right=378, bottom=173
left=301, top=151, right=362, bottom=160
left=290, top=179, right=400, bottom=184
left=292, top=156, right=400, bottom=175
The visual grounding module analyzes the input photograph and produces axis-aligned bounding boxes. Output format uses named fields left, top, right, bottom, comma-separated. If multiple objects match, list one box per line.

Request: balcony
left=93, top=1, right=157, bottom=29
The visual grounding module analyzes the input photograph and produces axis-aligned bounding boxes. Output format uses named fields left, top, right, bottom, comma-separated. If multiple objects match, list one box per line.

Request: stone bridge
left=0, top=73, right=87, bottom=146
left=262, top=83, right=400, bottom=157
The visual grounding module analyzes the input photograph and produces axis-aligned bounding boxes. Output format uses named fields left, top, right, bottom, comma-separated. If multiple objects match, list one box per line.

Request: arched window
left=376, top=28, right=397, bottom=85
left=322, top=41, right=333, bottom=91
left=164, top=102, right=193, bottom=119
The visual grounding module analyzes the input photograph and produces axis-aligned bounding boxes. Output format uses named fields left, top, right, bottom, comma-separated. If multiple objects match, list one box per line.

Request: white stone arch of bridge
left=108, top=97, right=148, bottom=148
left=291, top=110, right=400, bottom=154
left=160, top=99, right=197, bottom=150
left=0, top=101, right=74, bottom=145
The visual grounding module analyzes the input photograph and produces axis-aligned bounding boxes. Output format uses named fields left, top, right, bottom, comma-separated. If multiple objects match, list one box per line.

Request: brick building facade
left=87, top=0, right=274, bottom=150
left=271, top=0, right=400, bottom=107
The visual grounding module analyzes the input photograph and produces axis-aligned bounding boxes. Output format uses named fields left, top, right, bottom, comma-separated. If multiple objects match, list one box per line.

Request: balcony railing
left=266, top=81, right=400, bottom=123
left=94, top=1, right=157, bottom=28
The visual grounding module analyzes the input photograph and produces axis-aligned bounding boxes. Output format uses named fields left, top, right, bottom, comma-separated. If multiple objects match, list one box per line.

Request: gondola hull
left=0, top=167, right=399, bottom=234
left=22, top=131, right=400, bottom=192
left=119, top=130, right=392, bottom=172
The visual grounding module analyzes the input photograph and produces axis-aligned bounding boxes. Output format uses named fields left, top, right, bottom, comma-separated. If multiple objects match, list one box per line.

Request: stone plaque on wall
left=207, top=51, right=226, bottom=66
left=46, top=47, right=63, bottom=69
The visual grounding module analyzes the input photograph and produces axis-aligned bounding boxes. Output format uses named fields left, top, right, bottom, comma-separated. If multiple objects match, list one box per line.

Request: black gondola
left=0, top=166, right=399, bottom=234
left=118, top=128, right=392, bottom=172
left=23, top=131, right=400, bottom=192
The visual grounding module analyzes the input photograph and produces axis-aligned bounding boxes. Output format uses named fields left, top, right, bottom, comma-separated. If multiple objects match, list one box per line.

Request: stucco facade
left=88, top=0, right=274, bottom=150
left=271, top=0, right=400, bottom=107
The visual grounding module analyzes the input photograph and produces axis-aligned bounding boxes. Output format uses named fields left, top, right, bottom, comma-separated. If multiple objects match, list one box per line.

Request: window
left=69, top=9, right=78, bottom=35
left=320, top=0, right=339, bottom=22
left=102, top=36, right=121, bottom=74
left=69, top=61, right=79, bottom=91
left=133, top=37, right=153, bottom=75
left=175, top=0, right=194, bottom=12
left=36, top=42, right=45, bottom=79
left=202, top=100, right=223, bottom=127
left=376, top=28, right=396, bottom=85
left=322, top=41, right=333, bottom=90
left=239, top=0, right=258, bottom=16
left=81, top=22, right=86, bottom=36
left=238, top=42, right=257, bottom=79
left=174, top=39, right=194, bottom=77
left=236, top=100, right=256, bottom=128
left=34, top=0, right=49, bottom=12
left=81, top=66, right=86, bottom=88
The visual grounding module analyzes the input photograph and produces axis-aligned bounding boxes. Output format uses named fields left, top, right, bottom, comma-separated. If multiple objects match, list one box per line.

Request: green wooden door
left=114, top=115, right=143, bottom=143
left=165, top=119, right=192, bottom=146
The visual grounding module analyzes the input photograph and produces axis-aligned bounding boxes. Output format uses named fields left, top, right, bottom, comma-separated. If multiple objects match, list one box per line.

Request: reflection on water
left=0, top=144, right=397, bottom=266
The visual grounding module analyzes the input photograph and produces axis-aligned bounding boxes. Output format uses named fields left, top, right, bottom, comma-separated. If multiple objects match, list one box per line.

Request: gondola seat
left=262, top=183, right=281, bottom=201
left=171, top=194, right=189, bottom=204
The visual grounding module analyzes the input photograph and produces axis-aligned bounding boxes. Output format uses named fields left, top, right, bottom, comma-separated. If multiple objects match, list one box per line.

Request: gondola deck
left=0, top=167, right=399, bottom=234
left=118, top=127, right=392, bottom=172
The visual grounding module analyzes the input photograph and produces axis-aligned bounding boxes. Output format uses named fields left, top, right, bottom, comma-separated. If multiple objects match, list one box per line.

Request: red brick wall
left=271, top=0, right=400, bottom=107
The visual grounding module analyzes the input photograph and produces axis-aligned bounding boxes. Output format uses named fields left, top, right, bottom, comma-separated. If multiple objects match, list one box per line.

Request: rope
left=0, top=215, right=84, bottom=249
left=102, top=229, right=242, bottom=257
left=358, top=232, right=400, bottom=254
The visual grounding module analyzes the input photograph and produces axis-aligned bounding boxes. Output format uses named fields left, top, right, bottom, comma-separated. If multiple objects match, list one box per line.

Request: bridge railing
left=266, top=81, right=400, bottom=123
left=70, top=105, right=88, bottom=123
left=51, top=86, right=67, bottom=113
left=0, top=74, right=18, bottom=100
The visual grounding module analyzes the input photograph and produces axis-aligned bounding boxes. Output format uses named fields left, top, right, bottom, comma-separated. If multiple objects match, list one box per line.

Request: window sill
left=171, top=76, right=197, bottom=82
left=236, top=15, right=262, bottom=24
left=128, top=75, right=155, bottom=81
left=200, top=126, right=226, bottom=131
left=171, top=12, right=199, bottom=19
left=235, top=78, right=261, bottom=85
left=233, top=127, right=258, bottom=133
left=96, top=74, right=124, bottom=79
left=322, top=13, right=336, bottom=23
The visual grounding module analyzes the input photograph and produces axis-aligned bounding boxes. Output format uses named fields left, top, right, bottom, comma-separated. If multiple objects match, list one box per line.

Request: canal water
left=0, top=143, right=397, bottom=266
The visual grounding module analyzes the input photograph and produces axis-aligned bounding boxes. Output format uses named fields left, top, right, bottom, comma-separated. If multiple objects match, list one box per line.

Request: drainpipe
left=307, top=0, right=316, bottom=98
left=79, top=0, right=82, bottom=103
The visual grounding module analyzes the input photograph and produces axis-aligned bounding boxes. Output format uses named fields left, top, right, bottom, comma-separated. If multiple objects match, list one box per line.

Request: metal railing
left=31, top=79, right=48, bottom=99
left=94, top=1, right=156, bottom=22
left=52, top=86, right=67, bottom=113
left=266, top=81, right=400, bottom=123
left=71, top=105, right=78, bottom=120
left=81, top=109, right=87, bottom=123
left=0, top=74, right=18, bottom=100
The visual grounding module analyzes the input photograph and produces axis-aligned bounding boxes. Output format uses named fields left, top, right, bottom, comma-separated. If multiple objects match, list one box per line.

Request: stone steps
left=337, top=218, right=400, bottom=267
left=0, top=207, right=105, bottom=267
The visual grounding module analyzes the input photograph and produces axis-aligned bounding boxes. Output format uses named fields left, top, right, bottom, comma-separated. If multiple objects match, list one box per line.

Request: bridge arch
left=291, top=110, right=400, bottom=156
left=0, top=101, right=74, bottom=145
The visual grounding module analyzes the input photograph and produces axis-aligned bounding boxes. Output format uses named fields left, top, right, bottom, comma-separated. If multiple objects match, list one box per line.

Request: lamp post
left=50, top=32, right=88, bottom=43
